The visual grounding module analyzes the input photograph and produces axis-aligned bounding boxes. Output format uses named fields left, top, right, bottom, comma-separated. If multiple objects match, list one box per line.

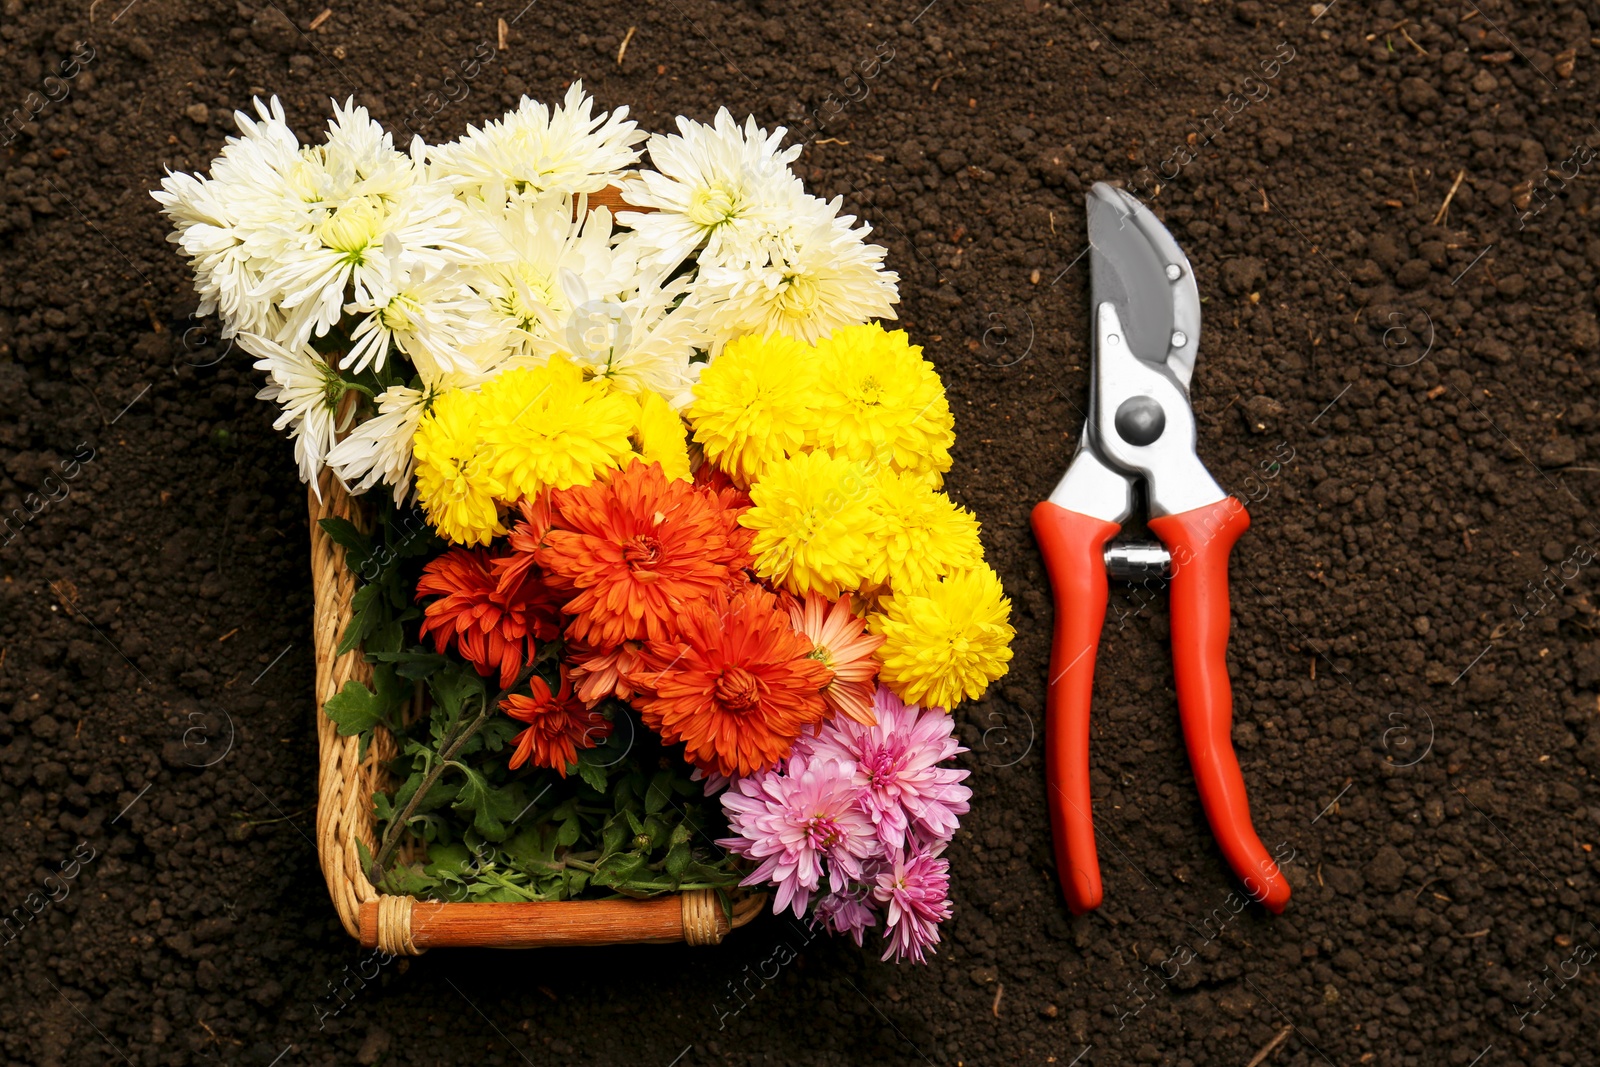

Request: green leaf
left=575, top=750, right=609, bottom=793
left=384, top=648, right=447, bottom=679
left=503, top=827, right=555, bottom=872
left=451, top=763, right=522, bottom=841
left=665, top=842, right=692, bottom=881
left=556, top=815, right=581, bottom=848
left=425, top=841, right=473, bottom=881
left=381, top=862, right=441, bottom=897
left=323, top=680, right=383, bottom=736
left=645, top=771, right=674, bottom=815
left=600, top=817, right=629, bottom=858
left=593, top=851, right=646, bottom=887
left=429, top=665, right=485, bottom=727
left=319, top=517, right=372, bottom=571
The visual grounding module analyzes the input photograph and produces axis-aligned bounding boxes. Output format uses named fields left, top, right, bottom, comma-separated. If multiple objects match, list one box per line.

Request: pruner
left=1031, top=182, right=1290, bottom=916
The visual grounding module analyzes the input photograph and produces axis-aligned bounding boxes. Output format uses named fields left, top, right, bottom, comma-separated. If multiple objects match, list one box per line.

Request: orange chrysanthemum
left=694, top=461, right=753, bottom=512
left=537, top=460, right=754, bottom=648
left=502, top=667, right=611, bottom=775
left=629, top=585, right=833, bottom=777
left=417, top=547, right=562, bottom=689
left=567, top=639, right=649, bottom=706
left=789, top=592, right=884, bottom=726
left=490, top=492, right=555, bottom=598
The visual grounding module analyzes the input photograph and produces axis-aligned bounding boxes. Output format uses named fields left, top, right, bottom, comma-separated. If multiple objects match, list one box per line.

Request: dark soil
left=3, top=0, right=1599, bottom=1063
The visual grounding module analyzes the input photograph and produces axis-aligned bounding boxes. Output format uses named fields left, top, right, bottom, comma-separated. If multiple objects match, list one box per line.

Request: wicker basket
left=309, top=471, right=764, bottom=952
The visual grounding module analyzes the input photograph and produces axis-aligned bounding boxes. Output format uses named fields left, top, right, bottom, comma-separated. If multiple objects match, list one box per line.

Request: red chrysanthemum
left=628, top=585, right=834, bottom=778
left=536, top=460, right=754, bottom=648
left=502, top=667, right=611, bottom=775
left=416, top=547, right=562, bottom=690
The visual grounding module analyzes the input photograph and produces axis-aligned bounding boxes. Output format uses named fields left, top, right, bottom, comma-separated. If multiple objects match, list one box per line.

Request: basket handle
left=358, top=891, right=759, bottom=953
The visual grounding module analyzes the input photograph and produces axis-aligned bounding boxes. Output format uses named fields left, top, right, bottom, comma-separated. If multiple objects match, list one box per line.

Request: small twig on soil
left=1399, top=25, right=1429, bottom=55
left=1246, top=1025, right=1294, bottom=1067
left=309, top=8, right=333, bottom=31
left=616, top=25, right=636, bottom=66
left=1433, top=169, right=1467, bottom=224
left=498, top=17, right=509, bottom=51
left=991, top=982, right=1004, bottom=1017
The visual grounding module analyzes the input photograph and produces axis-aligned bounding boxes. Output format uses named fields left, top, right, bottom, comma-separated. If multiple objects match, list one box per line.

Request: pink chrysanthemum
left=873, top=843, right=952, bottom=964
left=718, top=755, right=880, bottom=918
left=812, top=886, right=878, bottom=947
left=799, top=685, right=971, bottom=850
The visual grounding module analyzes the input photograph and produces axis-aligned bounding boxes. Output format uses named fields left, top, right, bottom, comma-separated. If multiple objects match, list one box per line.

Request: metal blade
left=1087, top=183, right=1201, bottom=389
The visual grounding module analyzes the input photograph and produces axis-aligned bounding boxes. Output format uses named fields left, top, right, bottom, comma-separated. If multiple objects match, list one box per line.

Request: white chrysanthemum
left=152, top=96, right=305, bottom=336
left=549, top=268, right=706, bottom=407
left=257, top=178, right=472, bottom=352
left=618, top=108, right=805, bottom=271
left=240, top=332, right=347, bottom=497
left=692, top=196, right=900, bottom=348
left=326, top=373, right=483, bottom=504
left=461, top=198, right=634, bottom=365
left=428, top=82, right=643, bottom=203
left=344, top=240, right=500, bottom=380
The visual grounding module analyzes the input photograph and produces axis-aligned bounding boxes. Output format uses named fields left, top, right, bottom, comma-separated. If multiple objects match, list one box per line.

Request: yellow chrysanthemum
left=867, top=469, right=985, bottom=592
left=811, top=323, right=954, bottom=484
left=480, top=354, right=637, bottom=497
left=633, top=389, right=692, bottom=482
left=413, top=389, right=506, bottom=546
left=870, top=564, right=1015, bottom=710
left=741, top=450, right=882, bottom=597
left=689, top=333, right=819, bottom=485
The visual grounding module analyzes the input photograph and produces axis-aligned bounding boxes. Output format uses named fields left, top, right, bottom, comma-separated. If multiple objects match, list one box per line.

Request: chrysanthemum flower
left=689, top=332, right=818, bottom=485
left=694, top=462, right=752, bottom=512
left=788, top=593, right=882, bottom=725
left=502, top=667, right=612, bottom=775
left=873, top=842, right=952, bottom=964
left=489, top=492, right=556, bottom=599
left=618, top=108, right=805, bottom=271
left=869, top=564, right=1015, bottom=710
left=866, top=470, right=984, bottom=592
left=416, top=547, right=561, bottom=689
left=479, top=356, right=637, bottom=499
left=428, top=82, right=645, bottom=202
left=567, top=639, right=648, bottom=706
left=239, top=333, right=345, bottom=497
left=811, top=324, right=954, bottom=484
left=801, top=685, right=971, bottom=849
left=537, top=460, right=751, bottom=647
left=630, top=586, right=832, bottom=778
left=740, top=450, right=883, bottom=598
left=632, top=389, right=692, bottom=482
left=812, top=886, right=878, bottom=947
left=413, top=388, right=506, bottom=546
left=343, top=257, right=498, bottom=379
left=718, top=755, right=880, bottom=917
left=693, top=196, right=900, bottom=349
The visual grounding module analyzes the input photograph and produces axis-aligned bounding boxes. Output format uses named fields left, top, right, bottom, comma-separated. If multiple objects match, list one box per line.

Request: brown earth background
left=2, top=0, right=1599, bottom=1063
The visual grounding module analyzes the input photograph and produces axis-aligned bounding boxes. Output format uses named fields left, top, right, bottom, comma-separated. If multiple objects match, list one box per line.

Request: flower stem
left=367, top=665, right=536, bottom=886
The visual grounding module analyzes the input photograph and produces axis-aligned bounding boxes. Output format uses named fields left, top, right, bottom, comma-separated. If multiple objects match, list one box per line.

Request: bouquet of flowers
left=155, top=88, right=1015, bottom=963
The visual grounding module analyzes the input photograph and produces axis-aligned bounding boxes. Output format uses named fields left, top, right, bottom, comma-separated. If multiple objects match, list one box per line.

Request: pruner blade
left=1086, top=182, right=1201, bottom=390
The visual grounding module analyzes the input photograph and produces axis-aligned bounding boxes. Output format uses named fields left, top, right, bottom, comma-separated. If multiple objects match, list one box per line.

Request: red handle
left=1030, top=501, right=1120, bottom=915
left=1148, top=498, right=1290, bottom=913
